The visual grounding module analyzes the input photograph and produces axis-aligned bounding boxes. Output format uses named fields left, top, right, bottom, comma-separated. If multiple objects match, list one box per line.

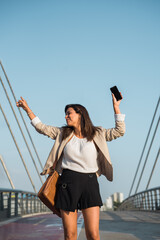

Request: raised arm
left=104, top=92, right=125, bottom=141
left=16, top=97, right=60, bottom=139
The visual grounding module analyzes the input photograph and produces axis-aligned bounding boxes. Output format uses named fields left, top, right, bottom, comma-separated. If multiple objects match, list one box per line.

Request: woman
left=16, top=93, right=125, bottom=240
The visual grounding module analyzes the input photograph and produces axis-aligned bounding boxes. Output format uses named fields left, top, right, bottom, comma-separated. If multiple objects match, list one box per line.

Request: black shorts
left=55, top=169, right=103, bottom=212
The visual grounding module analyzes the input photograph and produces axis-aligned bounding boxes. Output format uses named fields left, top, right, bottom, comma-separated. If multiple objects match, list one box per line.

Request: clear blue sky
left=0, top=0, right=159, bottom=201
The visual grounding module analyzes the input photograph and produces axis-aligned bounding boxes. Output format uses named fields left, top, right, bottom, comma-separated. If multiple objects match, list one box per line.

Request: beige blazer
left=33, top=120, right=125, bottom=181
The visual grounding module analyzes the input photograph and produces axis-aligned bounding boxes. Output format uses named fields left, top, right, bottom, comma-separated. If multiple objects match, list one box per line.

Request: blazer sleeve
left=31, top=117, right=61, bottom=140
left=103, top=120, right=125, bottom=142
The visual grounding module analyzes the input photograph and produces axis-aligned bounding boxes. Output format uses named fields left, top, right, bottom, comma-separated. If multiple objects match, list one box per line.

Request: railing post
left=0, top=192, right=4, bottom=210
left=28, top=194, right=31, bottom=214
left=154, top=190, right=158, bottom=210
left=15, top=192, right=18, bottom=217
left=150, top=191, right=154, bottom=210
left=133, top=196, right=136, bottom=209
left=20, top=193, right=24, bottom=215
left=26, top=194, right=28, bottom=214
left=146, top=192, right=148, bottom=210
left=145, top=192, right=148, bottom=210
left=37, top=197, right=39, bottom=213
left=138, top=194, right=141, bottom=209
left=30, top=195, right=33, bottom=214
left=7, top=192, right=11, bottom=218
left=136, top=195, right=140, bottom=209
left=40, top=200, right=43, bottom=212
left=34, top=195, right=36, bottom=213
left=140, top=194, right=143, bottom=210
left=158, top=189, right=160, bottom=210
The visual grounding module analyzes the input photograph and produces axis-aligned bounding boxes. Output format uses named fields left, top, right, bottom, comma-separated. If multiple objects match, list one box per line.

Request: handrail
left=0, top=188, right=36, bottom=194
left=119, top=186, right=160, bottom=211
left=0, top=188, right=50, bottom=221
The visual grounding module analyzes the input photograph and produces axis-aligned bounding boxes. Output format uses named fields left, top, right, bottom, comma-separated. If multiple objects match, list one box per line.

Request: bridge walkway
left=79, top=211, right=160, bottom=240
left=0, top=211, right=160, bottom=240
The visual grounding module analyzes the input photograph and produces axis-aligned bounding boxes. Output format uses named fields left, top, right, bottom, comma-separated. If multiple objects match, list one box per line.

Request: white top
left=61, top=135, right=99, bottom=173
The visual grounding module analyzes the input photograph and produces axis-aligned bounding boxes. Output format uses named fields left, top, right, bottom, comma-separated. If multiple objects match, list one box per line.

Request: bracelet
left=27, top=111, right=32, bottom=115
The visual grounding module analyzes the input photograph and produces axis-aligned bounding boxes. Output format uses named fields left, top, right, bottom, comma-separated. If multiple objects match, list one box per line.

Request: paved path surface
left=0, top=212, right=83, bottom=240
left=0, top=213, right=64, bottom=240
left=0, top=211, right=160, bottom=240
left=78, top=211, right=160, bottom=240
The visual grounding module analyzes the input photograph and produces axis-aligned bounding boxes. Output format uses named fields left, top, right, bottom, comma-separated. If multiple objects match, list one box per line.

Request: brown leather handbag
left=37, top=170, right=61, bottom=218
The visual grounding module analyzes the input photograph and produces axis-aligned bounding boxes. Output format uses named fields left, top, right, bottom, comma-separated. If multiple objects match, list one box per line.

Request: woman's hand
left=16, top=97, right=36, bottom=120
left=112, top=93, right=123, bottom=114
left=16, top=97, right=30, bottom=112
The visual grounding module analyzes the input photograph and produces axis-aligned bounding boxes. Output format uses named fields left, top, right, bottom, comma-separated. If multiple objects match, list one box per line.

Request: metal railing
left=119, top=186, right=160, bottom=211
left=0, top=188, right=50, bottom=221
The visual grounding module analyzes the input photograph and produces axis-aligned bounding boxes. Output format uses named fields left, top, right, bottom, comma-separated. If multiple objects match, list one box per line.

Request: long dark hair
left=62, top=104, right=100, bottom=141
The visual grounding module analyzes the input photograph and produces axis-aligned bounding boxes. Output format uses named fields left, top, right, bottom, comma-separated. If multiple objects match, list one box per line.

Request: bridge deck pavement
left=0, top=211, right=160, bottom=240
left=78, top=211, right=160, bottom=240
left=0, top=212, right=83, bottom=240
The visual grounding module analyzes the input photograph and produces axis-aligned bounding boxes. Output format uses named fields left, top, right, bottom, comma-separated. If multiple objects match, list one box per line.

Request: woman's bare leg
left=60, top=209, right=78, bottom=240
left=82, top=206, right=100, bottom=240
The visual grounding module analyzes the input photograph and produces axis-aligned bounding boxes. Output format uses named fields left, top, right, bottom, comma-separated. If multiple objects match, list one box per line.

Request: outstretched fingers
left=16, top=96, right=28, bottom=110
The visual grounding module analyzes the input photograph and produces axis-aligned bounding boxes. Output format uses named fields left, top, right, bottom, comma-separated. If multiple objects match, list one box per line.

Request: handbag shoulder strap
left=52, top=134, right=74, bottom=170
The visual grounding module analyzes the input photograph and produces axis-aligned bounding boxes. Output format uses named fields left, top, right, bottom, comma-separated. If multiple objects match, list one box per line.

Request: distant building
left=106, top=196, right=113, bottom=209
left=111, top=192, right=124, bottom=203
left=101, top=192, right=124, bottom=211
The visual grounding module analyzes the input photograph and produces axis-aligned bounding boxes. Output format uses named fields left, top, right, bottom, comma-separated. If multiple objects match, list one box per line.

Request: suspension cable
left=0, top=155, right=15, bottom=189
left=128, top=97, right=160, bottom=196
left=135, top=116, right=160, bottom=194
left=146, top=147, right=160, bottom=190
left=0, top=103, right=37, bottom=193
left=0, top=61, right=44, bottom=173
left=0, top=76, right=44, bottom=184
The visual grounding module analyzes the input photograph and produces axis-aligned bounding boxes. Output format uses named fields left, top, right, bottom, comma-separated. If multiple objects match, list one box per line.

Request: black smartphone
left=110, top=86, right=122, bottom=101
